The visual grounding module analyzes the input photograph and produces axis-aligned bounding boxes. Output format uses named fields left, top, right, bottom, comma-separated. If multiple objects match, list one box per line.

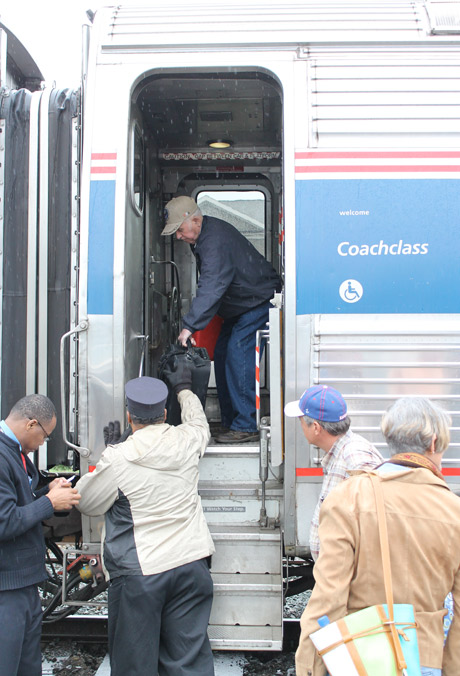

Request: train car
left=0, top=21, right=43, bottom=91
left=2, top=0, right=460, bottom=651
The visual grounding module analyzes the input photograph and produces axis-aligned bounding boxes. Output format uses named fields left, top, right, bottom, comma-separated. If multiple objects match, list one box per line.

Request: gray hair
left=9, top=394, right=56, bottom=424
left=130, top=414, right=165, bottom=426
left=381, top=397, right=451, bottom=455
left=182, top=207, right=202, bottom=225
left=302, top=414, right=351, bottom=436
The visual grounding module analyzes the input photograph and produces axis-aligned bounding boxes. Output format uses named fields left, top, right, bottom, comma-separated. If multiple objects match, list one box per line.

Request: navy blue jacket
left=182, top=216, right=282, bottom=333
left=0, top=432, right=54, bottom=590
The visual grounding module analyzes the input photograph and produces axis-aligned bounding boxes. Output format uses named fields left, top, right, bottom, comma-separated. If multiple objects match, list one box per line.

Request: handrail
left=256, top=328, right=270, bottom=527
left=60, top=321, right=90, bottom=458
left=255, top=328, right=269, bottom=430
left=137, top=334, right=149, bottom=377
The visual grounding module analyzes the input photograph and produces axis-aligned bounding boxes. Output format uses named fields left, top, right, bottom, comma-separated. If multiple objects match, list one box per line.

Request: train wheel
left=42, top=572, right=108, bottom=623
left=39, top=539, right=108, bottom=623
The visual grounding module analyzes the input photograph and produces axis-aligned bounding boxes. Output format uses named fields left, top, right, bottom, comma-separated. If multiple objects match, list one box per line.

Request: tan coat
left=296, top=468, right=460, bottom=676
left=77, top=390, right=215, bottom=578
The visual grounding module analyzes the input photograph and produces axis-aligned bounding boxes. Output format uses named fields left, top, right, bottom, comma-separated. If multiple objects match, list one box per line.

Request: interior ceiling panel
left=136, top=75, right=281, bottom=151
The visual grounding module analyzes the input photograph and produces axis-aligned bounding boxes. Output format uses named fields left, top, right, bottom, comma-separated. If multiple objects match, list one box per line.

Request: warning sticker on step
left=203, top=506, right=246, bottom=512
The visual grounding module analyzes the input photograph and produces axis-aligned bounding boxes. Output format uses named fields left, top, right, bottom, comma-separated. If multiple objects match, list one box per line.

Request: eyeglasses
left=29, top=418, right=51, bottom=442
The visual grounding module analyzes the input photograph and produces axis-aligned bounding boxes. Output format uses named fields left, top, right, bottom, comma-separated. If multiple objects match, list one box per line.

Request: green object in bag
left=310, top=602, right=421, bottom=676
left=309, top=473, right=422, bottom=676
left=340, top=604, right=420, bottom=675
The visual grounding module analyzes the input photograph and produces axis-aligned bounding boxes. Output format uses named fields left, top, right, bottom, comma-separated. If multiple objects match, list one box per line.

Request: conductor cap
left=125, top=377, right=168, bottom=419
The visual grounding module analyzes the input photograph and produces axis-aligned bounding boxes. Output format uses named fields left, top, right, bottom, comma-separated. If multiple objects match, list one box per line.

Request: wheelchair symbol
left=339, top=279, right=363, bottom=304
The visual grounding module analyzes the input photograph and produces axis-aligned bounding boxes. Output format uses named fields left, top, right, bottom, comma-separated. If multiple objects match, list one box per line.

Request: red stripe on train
left=295, top=165, right=460, bottom=173
left=296, top=468, right=323, bottom=476
left=91, top=153, right=117, bottom=160
left=295, top=151, right=460, bottom=159
left=91, top=167, right=116, bottom=174
left=296, top=467, right=460, bottom=477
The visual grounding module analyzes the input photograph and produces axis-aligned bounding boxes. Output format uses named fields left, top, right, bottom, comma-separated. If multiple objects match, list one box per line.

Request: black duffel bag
left=158, top=343, right=211, bottom=426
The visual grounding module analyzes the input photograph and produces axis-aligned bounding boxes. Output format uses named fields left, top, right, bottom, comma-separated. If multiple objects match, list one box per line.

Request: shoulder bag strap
left=368, top=472, right=407, bottom=673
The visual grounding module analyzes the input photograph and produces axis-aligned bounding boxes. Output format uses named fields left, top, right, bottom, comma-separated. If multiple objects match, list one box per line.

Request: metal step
left=210, top=573, right=283, bottom=651
left=201, top=444, right=283, bottom=650
left=200, top=440, right=282, bottom=526
left=201, top=488, right=282, bottom=525
left=208, top=527, right=283, bottom=651
left=210, top=526, right=282, bottom=574
left=200, top=445, right=260, bottom=482
left=208, top=624, right=282, bottom=651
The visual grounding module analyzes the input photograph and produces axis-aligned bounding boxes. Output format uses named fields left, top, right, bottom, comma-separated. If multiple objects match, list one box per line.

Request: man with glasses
left=0, top=394, right=81, bottom=676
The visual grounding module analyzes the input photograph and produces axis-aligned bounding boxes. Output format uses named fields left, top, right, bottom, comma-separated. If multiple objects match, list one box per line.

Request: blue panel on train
left=88, top=181, right=115, bottom=314
left=295, top=179, right=459, bottom=314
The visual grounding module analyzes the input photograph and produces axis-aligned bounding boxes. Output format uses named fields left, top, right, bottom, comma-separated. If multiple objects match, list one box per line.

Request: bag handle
left=368, top=472, right=408, bottom=673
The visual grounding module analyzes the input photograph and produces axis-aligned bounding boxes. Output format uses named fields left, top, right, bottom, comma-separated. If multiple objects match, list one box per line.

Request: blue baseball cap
left=284, top=385, right=348, bottom=422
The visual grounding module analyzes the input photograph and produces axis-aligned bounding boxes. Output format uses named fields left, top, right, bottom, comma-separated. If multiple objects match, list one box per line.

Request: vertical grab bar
left=137, top=334, right=149, bottom=377
left=60, top=321, right=90, bottom=458
left=256, top=328, right=270, bottom=526
left=255, top=328, right=270, bottom=430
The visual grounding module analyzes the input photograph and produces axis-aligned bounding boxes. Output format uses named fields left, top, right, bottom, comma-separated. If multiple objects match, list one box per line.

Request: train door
left=124, top=115, right=148, bottom=383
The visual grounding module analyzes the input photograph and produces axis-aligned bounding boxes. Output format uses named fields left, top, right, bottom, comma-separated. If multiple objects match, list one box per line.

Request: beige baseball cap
left=161, top=196, right=198, bottom=236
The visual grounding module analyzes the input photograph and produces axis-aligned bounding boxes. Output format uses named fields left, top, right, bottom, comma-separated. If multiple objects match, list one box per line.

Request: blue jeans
left=214, top=301, right=270, bottom=432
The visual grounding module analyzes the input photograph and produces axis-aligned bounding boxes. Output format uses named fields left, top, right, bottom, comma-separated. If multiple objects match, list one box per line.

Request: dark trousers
left=214, top=301, right=270, bottom=432
left=108, top=558, right=214, bottom=676
left=0, top=585, right=42, bottom=676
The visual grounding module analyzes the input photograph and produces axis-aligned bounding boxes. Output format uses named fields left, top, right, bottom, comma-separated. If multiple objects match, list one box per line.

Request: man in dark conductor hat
left=76, top=371, right=215, bottom=676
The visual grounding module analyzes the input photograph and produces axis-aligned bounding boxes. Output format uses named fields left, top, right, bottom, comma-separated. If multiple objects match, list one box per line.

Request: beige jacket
left=76, top=390, right=215, bottom=578
left=296, top=468, right=460, bottom=676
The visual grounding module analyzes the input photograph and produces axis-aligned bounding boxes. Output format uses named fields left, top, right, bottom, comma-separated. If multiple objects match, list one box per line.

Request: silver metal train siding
left=2, top=0, right=460, bottom=651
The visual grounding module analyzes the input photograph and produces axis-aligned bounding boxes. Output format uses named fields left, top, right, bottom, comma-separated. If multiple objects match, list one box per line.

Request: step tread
left=209, top=525, right=281, bottom=540
left=207, top=442, right=260, bottom=450
left=212, top=572, right=282, bottom=586
left=209, top=624, right=282, bottom=651
left=204, top=446, right=260, bottom=455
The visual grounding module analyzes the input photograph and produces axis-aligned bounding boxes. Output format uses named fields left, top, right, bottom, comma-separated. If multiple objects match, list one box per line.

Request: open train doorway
left=130, top=69, right=283, bottom=428
left=127, top=68, right=285, bottom=647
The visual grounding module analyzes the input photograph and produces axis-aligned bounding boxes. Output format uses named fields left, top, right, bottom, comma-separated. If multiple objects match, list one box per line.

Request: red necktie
left=21, top=453, right=27, bottom=473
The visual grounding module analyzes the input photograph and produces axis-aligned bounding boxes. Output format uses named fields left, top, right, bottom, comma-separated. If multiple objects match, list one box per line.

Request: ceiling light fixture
left=207, top=139, right=233, bottom=149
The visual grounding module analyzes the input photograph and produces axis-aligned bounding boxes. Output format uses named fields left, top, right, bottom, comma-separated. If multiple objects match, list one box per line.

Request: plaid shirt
left=309, top=430, right=383, bottom=560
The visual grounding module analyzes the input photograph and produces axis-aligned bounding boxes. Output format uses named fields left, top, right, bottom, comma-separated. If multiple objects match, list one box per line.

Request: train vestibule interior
left=128, top=69, right=283, bottom=425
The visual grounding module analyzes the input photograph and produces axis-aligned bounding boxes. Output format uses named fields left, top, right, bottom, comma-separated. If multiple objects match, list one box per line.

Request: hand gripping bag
left=158, top=343, right=211, bottom=426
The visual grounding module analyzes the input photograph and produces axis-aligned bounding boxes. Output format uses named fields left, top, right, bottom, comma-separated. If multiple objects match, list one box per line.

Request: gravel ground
left=242, top=652, right=295, bottom=676
left=42, top=644, right=296, bottom=676
left=284, top=590, right=311, bottom=619
left=42, top=641, right=106, bottom=675
left=41, top=591, right=311, bottom=675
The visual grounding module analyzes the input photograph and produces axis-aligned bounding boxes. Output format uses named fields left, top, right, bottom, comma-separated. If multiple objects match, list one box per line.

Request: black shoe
left=211, top=426, right=230, bottom=437
left=214, top=429, right=259, bottom=444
